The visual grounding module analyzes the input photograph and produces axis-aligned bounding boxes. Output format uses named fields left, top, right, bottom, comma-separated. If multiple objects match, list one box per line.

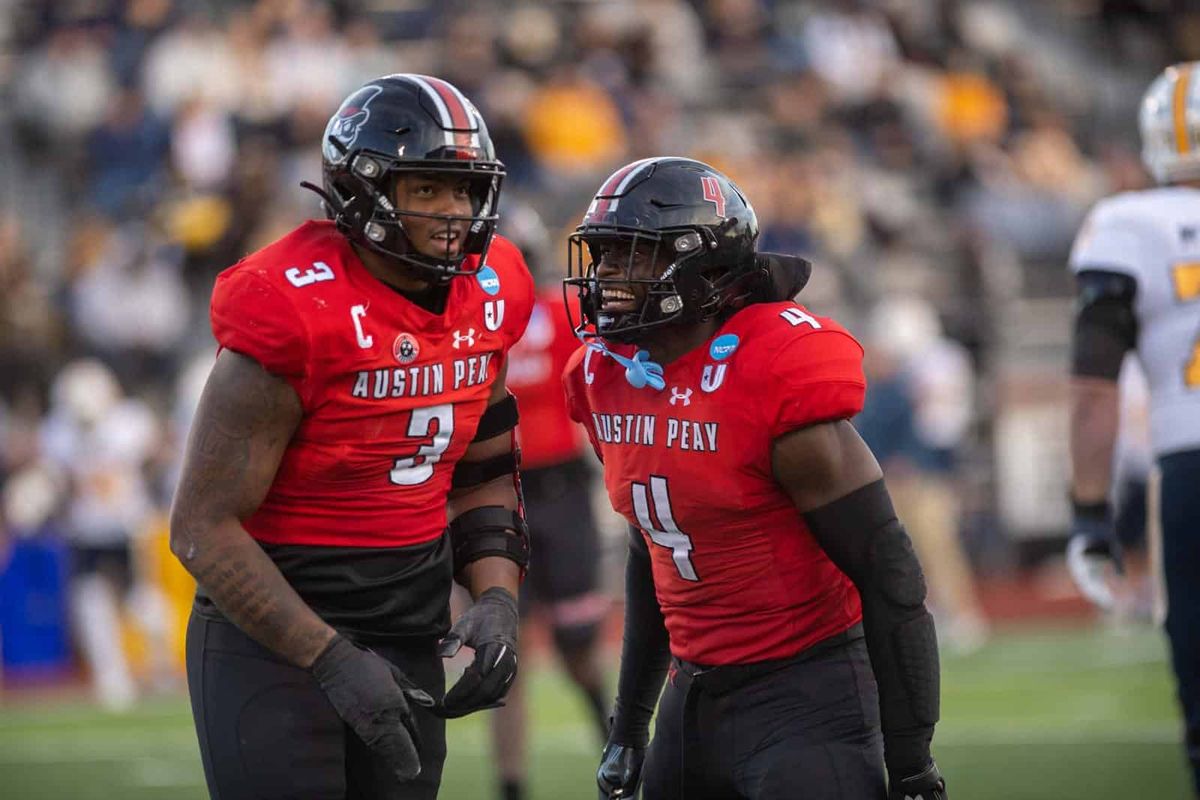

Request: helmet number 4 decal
left=701, top=176, right=726, bottom=218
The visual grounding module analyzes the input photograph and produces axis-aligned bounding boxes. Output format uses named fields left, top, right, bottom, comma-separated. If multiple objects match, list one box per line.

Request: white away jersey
left=1070, top=186, right=1200, bottom=456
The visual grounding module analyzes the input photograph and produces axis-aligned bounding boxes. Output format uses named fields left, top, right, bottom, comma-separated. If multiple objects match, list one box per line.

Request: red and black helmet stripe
left=405, top=74, right=481, bottom=151
left=587, top=157, right=665, bottom=219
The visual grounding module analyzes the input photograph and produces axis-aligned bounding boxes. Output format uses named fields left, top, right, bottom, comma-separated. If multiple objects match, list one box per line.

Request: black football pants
left=1160, top=449, right=1200, bottom=797
left=642, top=634, right=886, bottom=800
left=185, top=610, right=446, bottom=800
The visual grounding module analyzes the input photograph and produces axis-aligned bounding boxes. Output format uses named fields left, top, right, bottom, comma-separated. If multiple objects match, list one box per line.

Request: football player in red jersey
left=562, top=158, right=947, bottom=800
left=169, top=75, right=534, bottom=800
left=490, top=212, right=612, bottom=800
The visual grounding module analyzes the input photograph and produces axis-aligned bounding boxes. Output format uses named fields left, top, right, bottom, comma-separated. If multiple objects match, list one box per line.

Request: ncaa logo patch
left=476, top=266, right=501, bottom=296
left=709, top=334, right=739, bottom=361
left=393, top=332, right=420, bottom=364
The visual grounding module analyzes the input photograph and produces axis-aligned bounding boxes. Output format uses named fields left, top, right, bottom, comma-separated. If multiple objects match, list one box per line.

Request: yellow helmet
left=1140, top=62, right=1200, bottom=183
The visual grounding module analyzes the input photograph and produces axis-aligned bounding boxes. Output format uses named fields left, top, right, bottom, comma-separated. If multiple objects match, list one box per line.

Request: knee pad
left=553, top=621, right=601, bottom=657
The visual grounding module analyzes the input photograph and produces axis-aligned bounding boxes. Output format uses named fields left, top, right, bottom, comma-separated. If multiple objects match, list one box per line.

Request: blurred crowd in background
left=0, top=0, right=1195, bottom=703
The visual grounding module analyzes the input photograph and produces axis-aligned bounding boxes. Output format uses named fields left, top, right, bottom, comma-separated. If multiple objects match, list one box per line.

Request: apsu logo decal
left=484, top=300, right=505, bottom=331
left=701, top=364, right=727, bottom=393
left=393, top=332, right=420, bottom=364
left=323, top=85, right=383, bottom=159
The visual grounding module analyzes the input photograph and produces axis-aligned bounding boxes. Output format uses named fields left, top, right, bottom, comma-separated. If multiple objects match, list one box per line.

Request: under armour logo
left=669, top=387, right=692, bottom=406
left=452, top=328, right=476, bottom=349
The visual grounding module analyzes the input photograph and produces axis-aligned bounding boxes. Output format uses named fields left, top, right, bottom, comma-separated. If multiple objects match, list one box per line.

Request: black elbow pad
left=804, top=479, right=940, bottom=769
left=448, top=505, right=530, bottom=576
left=473, top=393, right=519, bottom=441
left=1072, top=269, right=1138, bottom=379
left=872, top=521, right=928, bottom=608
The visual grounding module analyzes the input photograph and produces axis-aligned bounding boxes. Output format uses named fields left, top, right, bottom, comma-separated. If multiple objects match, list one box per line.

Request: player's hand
left=310, top=634, right=434, bottom=782
left=889, top=760, right=947, bottom=800
left=435, top=586, right=519, bottom=718
left=597, top=741, right=645, bottom=799
left=1066, top=502, right=1123, bottom=611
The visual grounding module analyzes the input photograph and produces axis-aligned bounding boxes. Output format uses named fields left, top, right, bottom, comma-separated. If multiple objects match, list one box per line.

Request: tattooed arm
left=169, top=349, right=335, bottom=668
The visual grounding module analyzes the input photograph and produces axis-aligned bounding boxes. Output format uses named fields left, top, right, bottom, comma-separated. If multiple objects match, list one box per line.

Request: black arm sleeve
left=1071, top=269, right=1138, bottom=380
left=609, top=526, right=671, bottom=749
left=803, top=480, right=939, bottom=778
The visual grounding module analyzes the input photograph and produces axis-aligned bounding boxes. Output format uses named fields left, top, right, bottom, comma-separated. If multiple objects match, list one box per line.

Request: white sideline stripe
left=0, top=730, right=199, bottom=762
left=133, top=760, right=205, bottom=787
left=934, top=725, right=1181, bottom=746
left=0, top=723, right=1181, bottom=765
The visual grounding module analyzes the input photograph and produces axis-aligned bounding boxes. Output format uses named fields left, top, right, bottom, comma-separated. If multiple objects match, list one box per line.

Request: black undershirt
left=194, top=533, right=454, bottom=644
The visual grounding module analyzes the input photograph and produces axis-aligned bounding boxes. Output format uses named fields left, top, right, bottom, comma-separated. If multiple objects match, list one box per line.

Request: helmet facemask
left=566, top=224, right=757, bottom=344
left=564, top=157, right=765, bottom=344
left=325, top=150, right=504, bottom=283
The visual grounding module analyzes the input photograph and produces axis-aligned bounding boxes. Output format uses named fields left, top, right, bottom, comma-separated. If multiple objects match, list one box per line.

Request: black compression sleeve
left=610, top=526, right=671, bottom=749
left=1072, top=270, right=1138, bottom=379
left=804, top=480, right=939, bottom=777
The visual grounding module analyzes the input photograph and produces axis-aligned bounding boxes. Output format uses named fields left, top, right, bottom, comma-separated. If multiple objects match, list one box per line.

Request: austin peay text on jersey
left=351, top=353, right=494, bottom=400
left=589, top=411, right=720, bottom=452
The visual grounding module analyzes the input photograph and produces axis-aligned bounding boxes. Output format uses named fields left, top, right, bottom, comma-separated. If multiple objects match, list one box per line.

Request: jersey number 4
left=390, top=404, right=453, bottom=485
left=632, top=476, right=699, bottom=582
left=1177, top=263, right=1200, bottom=387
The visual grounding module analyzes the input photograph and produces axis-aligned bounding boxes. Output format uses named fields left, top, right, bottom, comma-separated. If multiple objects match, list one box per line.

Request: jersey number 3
left=390, top=404, right=453, bottom=485
left=632, top=476, right=699, bottom=582
left=1175, top=263, right=1200, bottom=388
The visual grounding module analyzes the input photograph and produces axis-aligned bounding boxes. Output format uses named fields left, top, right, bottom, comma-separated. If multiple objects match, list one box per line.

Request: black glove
left=889, top=760, right=947, bottom=800
left=1066, top=500, right=1124, bottom=611
left=310, top=634, right=435, bottom=782
left=435, top=586, right=519, bottom=718
left=596, top=741, right=645, bottom=799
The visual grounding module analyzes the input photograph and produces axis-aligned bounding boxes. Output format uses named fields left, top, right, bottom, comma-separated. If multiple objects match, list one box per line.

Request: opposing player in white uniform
left=1067, top=62, right=1200, bottom=794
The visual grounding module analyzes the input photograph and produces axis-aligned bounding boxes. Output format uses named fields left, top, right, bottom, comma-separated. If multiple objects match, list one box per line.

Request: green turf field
left=0, top=624, right=1189, bottom=799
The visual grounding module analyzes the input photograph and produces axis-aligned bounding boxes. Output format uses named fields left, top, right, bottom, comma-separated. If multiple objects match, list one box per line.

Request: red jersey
left=210, top=220, right=534, bottom=549
left=506, top=289, right=587, bottom=469
left=563, top=302, right=865, bottom=665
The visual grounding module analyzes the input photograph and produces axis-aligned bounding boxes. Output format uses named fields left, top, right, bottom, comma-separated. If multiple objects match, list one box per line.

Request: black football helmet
left=565, top=157, right=762, bottom=343
left=313, top=74, right=505, bottom=281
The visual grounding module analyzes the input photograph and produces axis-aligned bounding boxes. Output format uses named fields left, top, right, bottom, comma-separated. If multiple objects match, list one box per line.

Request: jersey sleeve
left=489, top=236, right=537, bottom=349
left=210, top=268, right=310, bottom=402
left=562, top=346, right=603, bottom=462
left=1069, top=197, right=1153, bottom=281
left=761, top=328, right=866, bottom=438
